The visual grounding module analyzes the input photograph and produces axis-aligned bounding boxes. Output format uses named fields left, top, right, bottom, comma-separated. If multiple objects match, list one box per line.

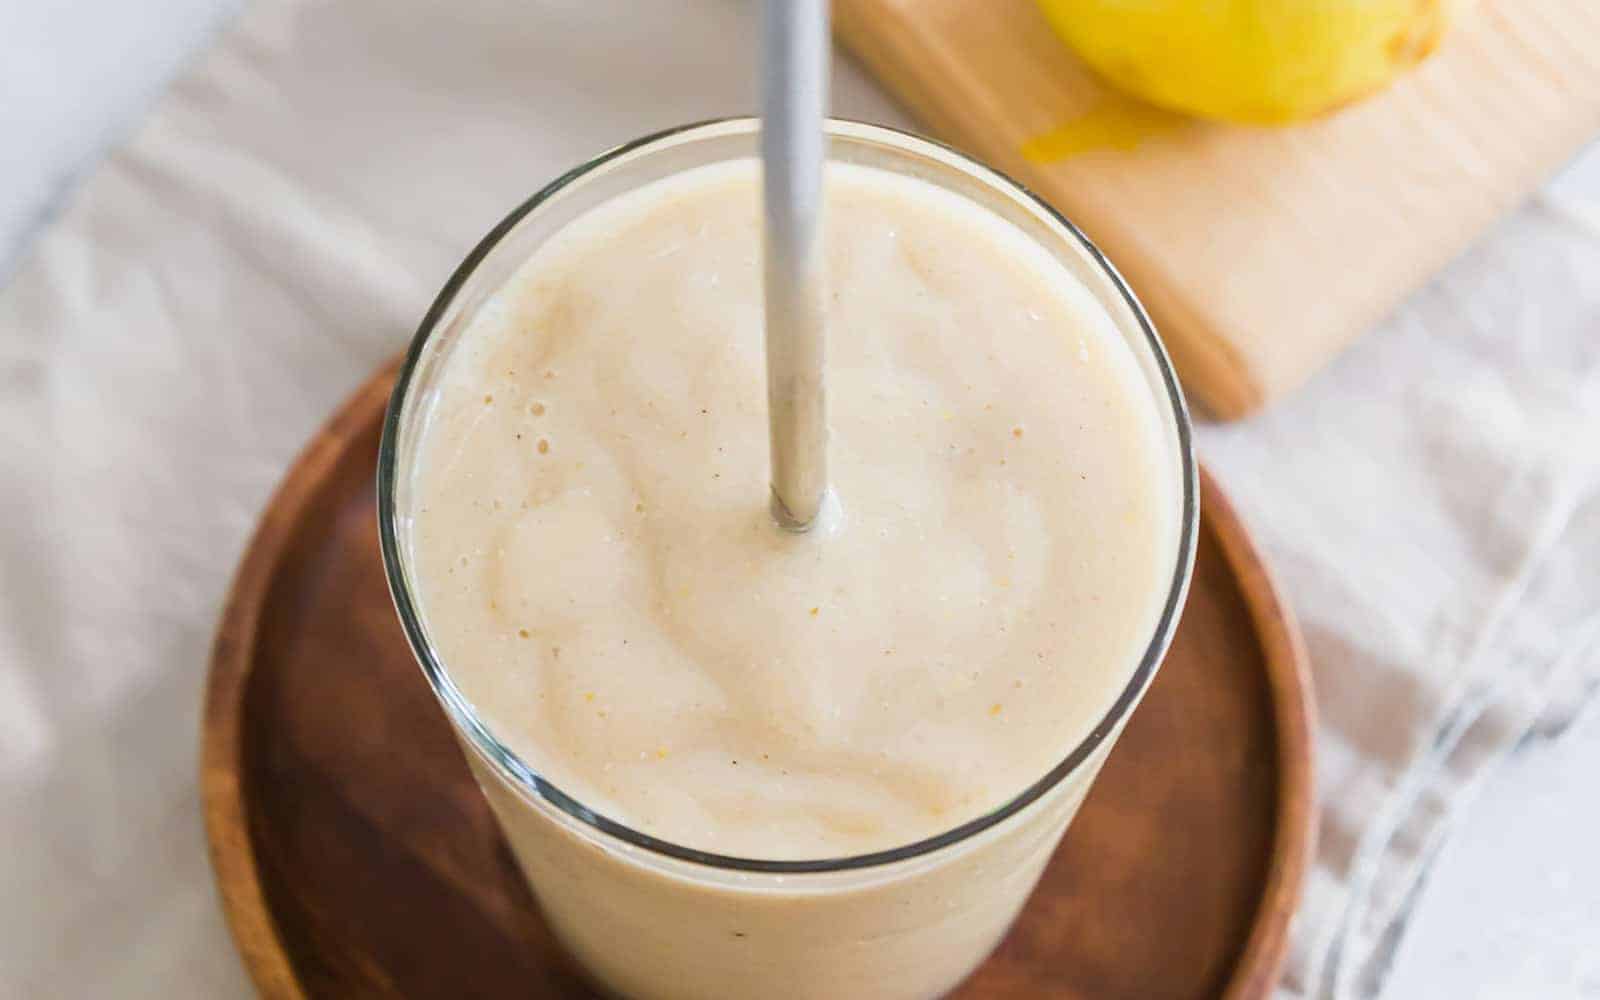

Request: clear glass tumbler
left=379, top=118, right=1197, bottom=1000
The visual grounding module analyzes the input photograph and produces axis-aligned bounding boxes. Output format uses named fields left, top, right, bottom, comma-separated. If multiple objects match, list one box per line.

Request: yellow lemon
left=1036, top=0, right=1459, bottom=124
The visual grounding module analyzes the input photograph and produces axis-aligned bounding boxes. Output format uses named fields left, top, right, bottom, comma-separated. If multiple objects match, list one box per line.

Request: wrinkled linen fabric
left=0, top=1, right=1595, bottom=996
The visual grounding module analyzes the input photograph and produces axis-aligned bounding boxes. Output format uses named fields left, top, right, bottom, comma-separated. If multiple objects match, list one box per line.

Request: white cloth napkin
left=1204, top=182, right=1600, bottom=994
left=1, top=1, right=1595, bottom=996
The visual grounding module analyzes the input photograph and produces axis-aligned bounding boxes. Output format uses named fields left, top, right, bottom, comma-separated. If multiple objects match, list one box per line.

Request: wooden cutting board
left=836, top=0, right=1600, bottom=418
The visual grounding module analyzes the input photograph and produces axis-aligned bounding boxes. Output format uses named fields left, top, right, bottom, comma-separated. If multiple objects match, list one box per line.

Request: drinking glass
left=379, top=118, right=1197, bottom=1000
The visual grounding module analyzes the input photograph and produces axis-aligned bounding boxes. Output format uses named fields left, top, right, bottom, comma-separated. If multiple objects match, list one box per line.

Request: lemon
left=1036, top=0, right=1458, bottom=124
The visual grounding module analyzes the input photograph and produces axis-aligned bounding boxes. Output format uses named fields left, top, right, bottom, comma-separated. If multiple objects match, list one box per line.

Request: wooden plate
left=202, top=362, right=1315, bottom=999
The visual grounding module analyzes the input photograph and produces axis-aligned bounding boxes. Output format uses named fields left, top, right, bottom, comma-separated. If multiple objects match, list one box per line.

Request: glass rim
left=377, top=116, right=1199, bottom=875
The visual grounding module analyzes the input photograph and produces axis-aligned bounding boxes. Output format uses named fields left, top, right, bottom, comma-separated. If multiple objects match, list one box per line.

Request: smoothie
left=395, top=149, right=1184, bottom=999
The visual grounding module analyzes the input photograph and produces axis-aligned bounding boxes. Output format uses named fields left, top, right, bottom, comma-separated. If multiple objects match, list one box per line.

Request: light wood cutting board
left=836, top=0, right=1600, bottom=418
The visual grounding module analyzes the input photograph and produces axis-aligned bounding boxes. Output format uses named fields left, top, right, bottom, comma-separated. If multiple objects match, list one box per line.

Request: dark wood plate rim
left=200, top=361, right=1316, bottom=999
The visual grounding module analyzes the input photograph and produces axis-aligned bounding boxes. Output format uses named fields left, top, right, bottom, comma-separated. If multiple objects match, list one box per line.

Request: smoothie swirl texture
left=406, top=160, right=1179, bottom=860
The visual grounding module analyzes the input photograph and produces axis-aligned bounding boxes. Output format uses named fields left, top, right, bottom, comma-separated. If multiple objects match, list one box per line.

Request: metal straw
left=761, top=0, right=830, bottom=531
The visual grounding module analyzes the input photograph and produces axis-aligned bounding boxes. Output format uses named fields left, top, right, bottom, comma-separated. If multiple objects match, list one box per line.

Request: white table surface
left=3, top=1, right=1596, bottom=997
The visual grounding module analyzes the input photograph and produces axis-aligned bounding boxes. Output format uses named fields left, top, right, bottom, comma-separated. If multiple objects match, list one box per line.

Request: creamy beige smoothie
left=391, top=139, right=1186, bottom=999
